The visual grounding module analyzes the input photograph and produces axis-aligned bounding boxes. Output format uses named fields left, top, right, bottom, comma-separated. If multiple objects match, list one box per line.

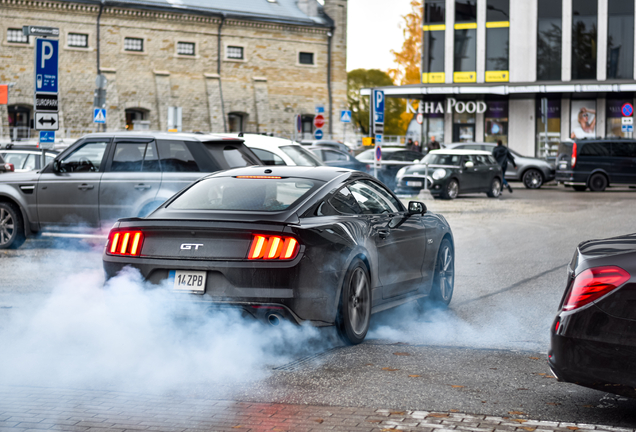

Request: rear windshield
left=421, top=153, right=461, bottom=166
left=169, top=176, right=324, bottom=212
left=280, top=145, right=322, bottom=166
left=204, top=142, right=261, bottom=169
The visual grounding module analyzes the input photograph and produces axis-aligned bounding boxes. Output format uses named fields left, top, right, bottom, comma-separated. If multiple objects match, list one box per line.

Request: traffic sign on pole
left=314, top=114, right=325, bottom=129
left=35, top=38, right=59, bottom=94
left=39, top=130, right=55, bottom=144
left=622, top=103, right=634, bottom=117
left=35, top=112, right=59, bottom=130
left=314, top=129, right=324, bottom=140
left=93, top=108, right=106, bottom=124
left=340, top=110, right=352, bottom=123
left=372, top=89, right=385, bottom=125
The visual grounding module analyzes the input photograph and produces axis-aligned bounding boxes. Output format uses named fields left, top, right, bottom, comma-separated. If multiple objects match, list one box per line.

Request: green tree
left=347, top=68, right=405, bottom=136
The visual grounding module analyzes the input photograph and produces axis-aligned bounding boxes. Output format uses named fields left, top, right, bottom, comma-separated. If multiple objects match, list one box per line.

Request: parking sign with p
left=373, top=89, right=385, bottom=124
left=35, top=38, right=58, bottom=93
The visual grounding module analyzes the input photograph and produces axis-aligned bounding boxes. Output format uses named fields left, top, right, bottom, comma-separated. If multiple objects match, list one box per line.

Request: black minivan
left=555, top=139, right=636, bottom=191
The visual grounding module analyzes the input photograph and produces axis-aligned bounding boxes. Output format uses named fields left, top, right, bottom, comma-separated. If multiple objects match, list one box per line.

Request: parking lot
left=1, top=184, right=636, bottom=431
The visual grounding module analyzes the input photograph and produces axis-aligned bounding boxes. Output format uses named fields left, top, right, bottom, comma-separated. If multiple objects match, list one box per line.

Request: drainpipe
left=217, top=15, right=227, bottom=133
left=96, top=0, right=104, bottom=74
left=327, top=27, right=334, bottom=138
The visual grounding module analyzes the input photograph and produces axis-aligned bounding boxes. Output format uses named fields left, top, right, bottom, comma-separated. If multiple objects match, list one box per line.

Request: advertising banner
left=570, top=100, right=596, bottom=139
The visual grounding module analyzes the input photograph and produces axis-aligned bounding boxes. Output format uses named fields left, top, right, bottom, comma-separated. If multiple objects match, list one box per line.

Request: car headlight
left=432, top=169, right=447, bottom=180
left=396, top=167, right=407, bottom=179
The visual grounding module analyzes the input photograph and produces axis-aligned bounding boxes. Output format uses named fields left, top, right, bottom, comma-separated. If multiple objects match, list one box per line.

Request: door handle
left=378, top=228, right=390, bottom=239
left=78, top=184, right=94, bottom=190
left=134, top=184, right=152, bottom=190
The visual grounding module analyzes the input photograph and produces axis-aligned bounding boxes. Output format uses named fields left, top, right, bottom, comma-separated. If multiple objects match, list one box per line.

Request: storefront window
left=607, top=1, right=634, bottom=80
left=570, top=100, right=597, bottom=139
left=426, top=113, right=445, bottom=145
left=484, top=101, right=508, bottom=145
left=572, top=0, right=598, bottom=80
left=536, top=99, right=561, bottom=158
left=537, top=0, right=562, bottom=81
left=453, top=111, right=475, bottom=143
left=606, top=100, right=633, bottom=138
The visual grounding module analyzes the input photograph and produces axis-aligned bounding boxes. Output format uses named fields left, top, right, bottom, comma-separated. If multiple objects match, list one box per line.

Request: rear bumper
left=103, top=254, right=343, bottom=326
left=556, top=170, right=587, bottom=185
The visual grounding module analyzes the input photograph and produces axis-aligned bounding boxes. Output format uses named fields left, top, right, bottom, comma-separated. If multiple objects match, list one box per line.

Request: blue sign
left=340, top=110, right=352, bottom=123
left=375, top=134, right=383, bottom=144
left=93, top=108, right=106, bottom=124
left=39, top=131, right=55, bottom=143
left=314, top=129, right=323, bottom=140
left=622, top=103, right=634, bottom=117
left=372, top=90, right=385, bottom=124
left=622, top=124, right=633, bottom=133
left=35, top=38, right=58, bottom=93
left=315, top=106, right=325, bottom=114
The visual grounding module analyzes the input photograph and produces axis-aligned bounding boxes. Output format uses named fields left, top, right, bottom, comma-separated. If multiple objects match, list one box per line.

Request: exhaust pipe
left=267, top=314, right=282, bottom=326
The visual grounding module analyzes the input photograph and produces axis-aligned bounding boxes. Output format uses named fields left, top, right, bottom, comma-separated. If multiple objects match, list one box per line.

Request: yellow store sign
left=454, top=72, right=476, bottom=83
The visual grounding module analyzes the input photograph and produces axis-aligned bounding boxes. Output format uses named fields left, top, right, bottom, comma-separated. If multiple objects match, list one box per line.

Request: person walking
left=492, top=139, right=517, bottom=193
left=428, top=137, right=440, bottom=150
left=406, top=138, right=414, bottom=151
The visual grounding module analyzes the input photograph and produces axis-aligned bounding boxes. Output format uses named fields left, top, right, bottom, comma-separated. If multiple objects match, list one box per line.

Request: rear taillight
left=248, top=234, right=299, bottom=260
left=107, top=230, right=144, bottom=256
left=4, top=163, right=14, bottom=172
left=571, top=142, right=577, bottom=168
left=563, top=266, right=630, bottom=311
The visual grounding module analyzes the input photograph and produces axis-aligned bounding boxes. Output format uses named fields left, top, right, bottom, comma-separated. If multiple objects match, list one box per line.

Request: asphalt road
left=1, top=184, right=636, bottom=428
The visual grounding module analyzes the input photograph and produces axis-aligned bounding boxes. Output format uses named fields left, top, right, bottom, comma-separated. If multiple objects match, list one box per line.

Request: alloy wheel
left=437, top=244, right=454, bottom=302
left=491, top=179, right=501, bottom=197
left=0, top=208, right=15, bottom=247
left=523, top=169, right=543, bottom=189
left=447, top=180, right=459, bottom=199
left=348, top=267, right=370, bottom=337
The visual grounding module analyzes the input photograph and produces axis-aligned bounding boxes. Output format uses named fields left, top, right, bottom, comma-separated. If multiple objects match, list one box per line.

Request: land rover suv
left=0, top=132, right=262, bottom=249
left=555, top=139, right=636, bottom=191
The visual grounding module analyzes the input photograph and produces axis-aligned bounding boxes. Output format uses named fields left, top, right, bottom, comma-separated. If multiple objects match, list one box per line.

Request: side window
left=579, top=143, right=610, bottom=157
left=323, top=150, right=347, bottom=162
left=111, top=142, right=160, bottom=172
left=224, top=146, right=255, bottom=168
left=59, top=141, right=108, bottom=173
left=157, top=140, right=200, bottom=172
left=23, top=154, right=36, bottom=171
left=474, top=155, right=488, bottom=166
left=4, top=153, right=28, bottom=168
left=463, top=155, right=476, bottom=165
left=611, top=142, right=636, bottom=158
left=487, top=155, right=498, bottom=165
left=349, top=180, right=401, bottom=214
left=329, top=186, right=362, bottom=214
left=251, top=149, right=286, bottom=166
left=45, top=154, right=56, bottom=166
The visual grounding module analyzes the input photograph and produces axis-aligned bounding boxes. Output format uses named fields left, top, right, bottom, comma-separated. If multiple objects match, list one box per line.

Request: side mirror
left=408, top=201, right=427, bottom=215
left=464, top=161, right=474, bottom=169
left=52, top=160, right=61, bottom=172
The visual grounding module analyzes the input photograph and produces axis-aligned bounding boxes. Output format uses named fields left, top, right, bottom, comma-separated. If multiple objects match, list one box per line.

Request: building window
left=537, top=0, right=562, bottom=81
left=422, top=0, right=445, bottom=84
left=177, top=41, right=195, bottom=56
left=454, top=1, right=477, bottom=83
left=536, top=99, right=561, bottom=158
left=485, top=0, right=509, bottom=82
left=606, top=100, right=633, bottom=137
left=7, top=28, right=28, bottom=44
left=607, top=0, right=634, bottom=80
left=452, top=110, right=476, bottom=143
left=572, top=0, right=598, bottom=80
left=455, top=0, right=477, bottom=22
left=299, top=52, right=315, bottom=65
left=67, top=33, right=88, bottom=48
left=228, top=113, right=245, bottom=132
left=484, top=101, right=509, bottom=144
left=226, top=46, right=244, bottom=60
left=125, top=109, right=149, bottom=130
left=124, top=37, right=144, bottom=52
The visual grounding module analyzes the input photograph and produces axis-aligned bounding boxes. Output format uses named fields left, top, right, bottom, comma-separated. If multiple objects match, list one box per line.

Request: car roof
left=306, top=145, right=348, bottom=154
left=429, top=149, right=493, bottom=156
left=216, top=133, right=298, bottom=148
left=77, top=131, right=245, bottom=143
left=206, top=165, right=356, bottom=182
left=2, top=147, right=59, bottom=153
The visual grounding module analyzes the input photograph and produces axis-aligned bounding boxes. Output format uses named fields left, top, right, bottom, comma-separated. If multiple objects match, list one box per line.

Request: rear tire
left=522, top=169, right=544, bottom=189
left=573, top=185, right=587, bottom=191
left=0, top=202, right=25, bottom=249
left=588, top=173, right=608, bottom=192
left=441, top=179, right=459, bottom=200
left=336, top=259, right=371, bottom=345
left=486, top=178, right=502, bottom=198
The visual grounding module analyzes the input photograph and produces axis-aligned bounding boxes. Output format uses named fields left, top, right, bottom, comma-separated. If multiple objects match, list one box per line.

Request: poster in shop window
left=570, top=100, right=596, bottom=139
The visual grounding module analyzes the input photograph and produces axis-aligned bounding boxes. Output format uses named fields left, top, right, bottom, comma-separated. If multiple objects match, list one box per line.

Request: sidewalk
left=0, top=385, right=633, bottom=432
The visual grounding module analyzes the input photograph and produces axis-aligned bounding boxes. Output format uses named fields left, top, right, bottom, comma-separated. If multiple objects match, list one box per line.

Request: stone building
left=0, top=0, right=347, bottom=140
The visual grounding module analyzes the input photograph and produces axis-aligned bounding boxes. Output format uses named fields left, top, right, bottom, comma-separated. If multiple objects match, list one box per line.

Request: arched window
left=125, top=108, right=150, bottom=130
left=228, top=112, right=246, bottom=132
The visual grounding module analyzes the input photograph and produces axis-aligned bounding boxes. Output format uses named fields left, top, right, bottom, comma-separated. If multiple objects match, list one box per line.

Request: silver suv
left=0, top=132, right=261, bottom=249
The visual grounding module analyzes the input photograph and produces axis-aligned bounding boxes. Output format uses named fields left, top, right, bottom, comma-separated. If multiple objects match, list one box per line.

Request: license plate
left=169, top=270, right=206, bottom=293
left=406, top=181, right=423, bottom=187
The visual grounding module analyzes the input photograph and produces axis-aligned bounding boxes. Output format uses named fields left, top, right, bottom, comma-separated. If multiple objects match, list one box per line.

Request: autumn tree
left=347, top=69, right=405, bottom=136
left=389, top=0, right=422, bottom=86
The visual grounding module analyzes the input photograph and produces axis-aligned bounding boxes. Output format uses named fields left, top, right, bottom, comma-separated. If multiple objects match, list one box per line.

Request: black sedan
left=103, top=166, right=455, bottom=345
left=395, top=150, right=503, bottom=199
left=549, top=233, right=636, bottom=397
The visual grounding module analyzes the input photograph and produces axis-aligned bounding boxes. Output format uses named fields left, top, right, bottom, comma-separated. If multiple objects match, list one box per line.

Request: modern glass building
left=364, top=0, right=636, bottom=158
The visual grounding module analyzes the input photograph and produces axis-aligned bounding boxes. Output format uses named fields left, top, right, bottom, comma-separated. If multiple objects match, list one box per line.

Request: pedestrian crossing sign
left=93, top=108, right=106, bottom=124
left=340, top=110, right=352, bottom=123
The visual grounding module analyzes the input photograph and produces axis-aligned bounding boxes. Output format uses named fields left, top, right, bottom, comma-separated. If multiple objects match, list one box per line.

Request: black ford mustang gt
left=102, top=166, right=455, bottom=344
left=549, top=233, right=636, bottom=397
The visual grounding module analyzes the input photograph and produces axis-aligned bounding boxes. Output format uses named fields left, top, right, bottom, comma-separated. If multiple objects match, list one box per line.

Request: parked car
left=356, top=148, right=424, bottom=190
left=0, top=146, right=59, bottom=172
left=549, top=233, right=636, bottom=398
left=445, top=142, right=555, bottom=189
left=300, top=140, right=354, bottom=155
left=395, top=149, right=503, bottom=199
left=555, top=139, right=636, bottom=191
left=221, top=134, right=323, bottom=167
left=307, top=146, right=369, bottom=172
left=0, top=155, right=15, bottom=174
left=103, top=165, right=455, bottom=345
left=0, top=132, right=262, bottom=249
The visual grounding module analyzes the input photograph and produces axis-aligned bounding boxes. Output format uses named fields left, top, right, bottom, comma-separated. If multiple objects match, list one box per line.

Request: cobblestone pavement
left=1, top=385, right=634, bottom=432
